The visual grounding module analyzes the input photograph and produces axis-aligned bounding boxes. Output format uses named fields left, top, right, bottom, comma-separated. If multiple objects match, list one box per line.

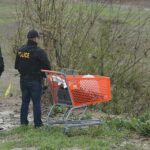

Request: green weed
left=106, top=112, right=150, bottom=136
left=0, top=122, right=128, bottom=150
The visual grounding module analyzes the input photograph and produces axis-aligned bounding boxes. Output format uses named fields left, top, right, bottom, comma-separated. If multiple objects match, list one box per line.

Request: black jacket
left=15, top=40, right=51, bottom=78
left=0, top=47, right=4, bottom=76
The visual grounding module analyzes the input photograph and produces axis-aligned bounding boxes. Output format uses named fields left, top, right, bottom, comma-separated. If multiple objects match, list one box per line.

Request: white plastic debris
left=82, top=74, right=95, bottom=78
left=52, top=75, right=67, bottom=88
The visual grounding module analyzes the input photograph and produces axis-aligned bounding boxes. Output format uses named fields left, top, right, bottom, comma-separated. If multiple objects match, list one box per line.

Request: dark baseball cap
left=27, top=29, right=39, bottom=39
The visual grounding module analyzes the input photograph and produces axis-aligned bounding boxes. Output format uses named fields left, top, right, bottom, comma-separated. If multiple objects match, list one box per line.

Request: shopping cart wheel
left=63, top=127, right=70, bottom=134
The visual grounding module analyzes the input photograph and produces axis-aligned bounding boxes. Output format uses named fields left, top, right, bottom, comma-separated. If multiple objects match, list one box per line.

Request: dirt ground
left=0, top=97, right=20, bottom=130
left=0, top=96, right=48, bottom=130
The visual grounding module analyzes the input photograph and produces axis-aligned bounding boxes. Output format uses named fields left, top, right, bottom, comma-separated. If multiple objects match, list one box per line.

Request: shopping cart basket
left=42, top=69, right=111, bottom=130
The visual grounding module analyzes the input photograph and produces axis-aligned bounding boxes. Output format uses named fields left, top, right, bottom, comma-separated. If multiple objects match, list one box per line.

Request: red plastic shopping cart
left=42, top=69, right=111, bottom=130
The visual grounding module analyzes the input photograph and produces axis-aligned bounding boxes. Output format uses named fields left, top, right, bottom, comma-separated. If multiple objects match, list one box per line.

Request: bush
left=107, top=112, right=150, bottom=136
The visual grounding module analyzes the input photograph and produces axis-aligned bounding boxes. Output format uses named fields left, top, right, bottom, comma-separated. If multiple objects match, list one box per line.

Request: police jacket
left=15, top=40, right=51, bottom=78
left=0, top=47, right=4, bottom=76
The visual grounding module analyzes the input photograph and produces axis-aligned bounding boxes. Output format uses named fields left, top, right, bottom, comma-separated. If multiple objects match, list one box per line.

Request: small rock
left=0, top=118, right=3, bottom=124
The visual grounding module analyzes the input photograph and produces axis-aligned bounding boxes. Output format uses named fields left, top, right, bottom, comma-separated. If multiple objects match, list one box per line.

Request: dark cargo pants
left=20, top=76, right=43, bottom=127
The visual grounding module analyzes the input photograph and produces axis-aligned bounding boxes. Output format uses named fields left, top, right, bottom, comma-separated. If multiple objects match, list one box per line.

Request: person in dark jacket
left=0, top=47, right=4, bottom=77
left=0, top=47, right=4, bottom=131
left=15, top=29, right=51, bottom=128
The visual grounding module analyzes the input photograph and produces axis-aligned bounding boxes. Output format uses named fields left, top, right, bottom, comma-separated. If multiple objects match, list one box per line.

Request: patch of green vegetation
left=70, top=2, right=150, bottom=26
left=0, top=113, right=149, bottom=150
left=107, top=111, right=150, bottom=136
left=0, top=112, right=149, bottom=150
left=0, top=2, right=16, bottom=25
left=0, top=122, right=128, bottom=150
left=123, top=143, right=136, bottom=150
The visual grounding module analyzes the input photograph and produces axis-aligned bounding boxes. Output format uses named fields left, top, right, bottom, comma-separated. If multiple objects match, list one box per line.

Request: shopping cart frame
left=42, top=69, right=110, bottom=130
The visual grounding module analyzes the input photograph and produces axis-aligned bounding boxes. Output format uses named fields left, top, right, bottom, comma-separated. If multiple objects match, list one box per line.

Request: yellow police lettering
left=18, top=52, right=30, bottom=59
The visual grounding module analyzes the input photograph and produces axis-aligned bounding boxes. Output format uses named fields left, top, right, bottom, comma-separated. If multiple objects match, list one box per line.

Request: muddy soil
left=0, top=96, right=48, bottom=130
left=0, top=97, right=20, bottom=130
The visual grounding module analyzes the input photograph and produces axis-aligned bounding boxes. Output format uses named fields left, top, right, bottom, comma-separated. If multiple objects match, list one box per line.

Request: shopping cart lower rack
left=42, top=70, right=111, bottom=131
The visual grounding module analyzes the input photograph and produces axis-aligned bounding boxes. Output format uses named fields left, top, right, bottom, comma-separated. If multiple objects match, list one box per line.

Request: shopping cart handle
left=41, top=69, right=62, bottom=74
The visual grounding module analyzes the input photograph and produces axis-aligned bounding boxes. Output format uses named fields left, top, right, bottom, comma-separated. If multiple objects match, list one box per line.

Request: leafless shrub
left=14, top=0, right=150, bottom=115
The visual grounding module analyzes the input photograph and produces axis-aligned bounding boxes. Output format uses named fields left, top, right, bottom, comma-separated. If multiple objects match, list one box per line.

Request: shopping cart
left=42, top=69, right=111, bottom=130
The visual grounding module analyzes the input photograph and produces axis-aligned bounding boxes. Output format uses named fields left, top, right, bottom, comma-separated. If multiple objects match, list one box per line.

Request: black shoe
left=21, top=123, right=28, bottom=126
left=21, top=120, right=29, bottom=125
left=0, top=127, right=4, bottom=131
left=35, top=124, right=44, bottom=128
